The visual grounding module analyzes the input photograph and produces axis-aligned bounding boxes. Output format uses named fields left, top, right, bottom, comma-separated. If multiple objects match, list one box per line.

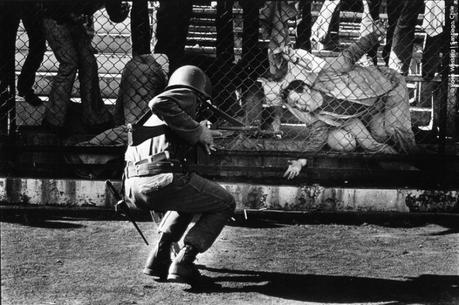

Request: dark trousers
left=383, top=0, right=423, bottom=75
left=214, top=0, right=264, bottom=116
left=0, top=3, right=46, bottom=95
left=126, top=172, right=236, bottom=252
left=154, top=0, right=193, bottom=72
left=215, top=0, right=264, bottom=71
left=43, top=18, right=112, bottom=127
left=295, top=0, right=313, bottom=51
left=131, top=0, right=152, bottom=56
left=419, top=32, right=445, bottom=107
left=422, top=32, right=445, bottom=81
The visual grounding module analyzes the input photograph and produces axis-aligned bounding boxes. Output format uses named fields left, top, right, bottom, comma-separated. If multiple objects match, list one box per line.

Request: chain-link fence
left=0, top=0, right=458, bottom=179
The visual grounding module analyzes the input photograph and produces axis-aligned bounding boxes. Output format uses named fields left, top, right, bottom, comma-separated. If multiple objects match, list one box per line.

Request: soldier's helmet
left=166, top=65, right=212, bottom=98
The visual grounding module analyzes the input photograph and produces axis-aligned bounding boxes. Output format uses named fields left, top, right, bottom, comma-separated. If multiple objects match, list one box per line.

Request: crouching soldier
left=123, top=66, right=236, bottom=286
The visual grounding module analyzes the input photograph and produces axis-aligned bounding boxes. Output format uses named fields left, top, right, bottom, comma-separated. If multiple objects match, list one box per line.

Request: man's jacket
left=283, top=32, right=395, bottom=103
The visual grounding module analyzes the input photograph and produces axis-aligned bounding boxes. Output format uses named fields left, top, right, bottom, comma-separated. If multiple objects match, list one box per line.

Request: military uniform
left=123, top=66, right=235, bottom=284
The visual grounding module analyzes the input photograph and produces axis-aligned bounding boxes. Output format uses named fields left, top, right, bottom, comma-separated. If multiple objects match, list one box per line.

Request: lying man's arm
left=324, top=20, right=387, bottom=73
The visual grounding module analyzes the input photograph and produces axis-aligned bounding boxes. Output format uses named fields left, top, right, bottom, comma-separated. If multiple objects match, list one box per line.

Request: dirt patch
left=1, top=212, right=458, bottom=305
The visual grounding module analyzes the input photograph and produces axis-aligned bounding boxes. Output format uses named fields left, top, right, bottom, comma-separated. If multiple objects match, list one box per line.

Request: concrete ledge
left=1, top=177, right=457, bottom=212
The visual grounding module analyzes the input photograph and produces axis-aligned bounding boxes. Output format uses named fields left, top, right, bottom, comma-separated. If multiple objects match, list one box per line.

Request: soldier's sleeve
left=149, top=92, right=203, bottom=145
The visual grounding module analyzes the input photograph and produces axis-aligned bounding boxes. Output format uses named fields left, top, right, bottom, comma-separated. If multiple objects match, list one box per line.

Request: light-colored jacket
left=282, top=32, right=395, bottom=103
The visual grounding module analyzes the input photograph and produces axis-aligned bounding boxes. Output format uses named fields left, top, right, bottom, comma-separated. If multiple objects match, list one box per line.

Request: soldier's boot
left=167, top=244, right=201, bottom=284
left=142, top=233, right=173, bottom=280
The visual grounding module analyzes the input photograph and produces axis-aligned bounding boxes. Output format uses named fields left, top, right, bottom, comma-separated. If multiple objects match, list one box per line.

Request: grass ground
left=1, top=209, right=458, bottom=305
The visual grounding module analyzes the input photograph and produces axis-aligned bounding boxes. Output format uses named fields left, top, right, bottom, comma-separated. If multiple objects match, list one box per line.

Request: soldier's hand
left=199, top=122, right=222, bottom=155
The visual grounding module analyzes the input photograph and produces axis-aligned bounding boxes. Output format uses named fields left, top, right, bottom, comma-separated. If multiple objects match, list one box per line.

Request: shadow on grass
left=1, top=206, right=458, bottom=231
left=201, top=267, right=459, bottom=304
left=0, top=213, right=85, bottom=228
left=236, top=210, right=459, bottom=232
left=427, top=227, right=459, bottom=236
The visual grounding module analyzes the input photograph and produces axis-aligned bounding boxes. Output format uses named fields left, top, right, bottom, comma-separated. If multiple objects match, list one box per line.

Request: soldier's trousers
left=125, top=172, right=236, bottom=252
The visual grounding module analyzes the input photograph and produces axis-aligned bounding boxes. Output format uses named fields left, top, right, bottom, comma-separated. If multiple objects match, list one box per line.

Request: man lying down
left=258, top=21, right=418, bottom=179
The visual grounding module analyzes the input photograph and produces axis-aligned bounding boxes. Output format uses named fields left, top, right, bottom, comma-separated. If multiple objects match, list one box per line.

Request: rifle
left=218, top=126, right=283, bottom=137
left=127, top=99, right=246, bottom=146
left=106, top=180, right=149, bottom=245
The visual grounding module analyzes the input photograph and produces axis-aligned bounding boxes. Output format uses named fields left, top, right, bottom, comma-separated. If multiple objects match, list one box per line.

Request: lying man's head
left=281, top=80, right=323, bottom=112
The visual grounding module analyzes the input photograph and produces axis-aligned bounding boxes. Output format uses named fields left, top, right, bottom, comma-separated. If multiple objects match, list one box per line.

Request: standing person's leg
left=216, top=0, right=235, bottom=62
left=131, top=0, right=151, bottom=56
left=154, top=0, right=192, bottom=72
left=419, top=32, right=444, bottom=107
left=73, top=23, right=113, bottom=131
left=239, top=0, right=263, bottom=74
left=42, top=19, right=78, bottom=128
left=0, top=3, right=20, bottom=94
left=17, top=5, right=46, bottom=105
left=295, top=0, right=312, bottom=51
left=367, top=0, right=381, bottom=65
left=388, top=0, right=423, bottom=75
left=382, top=0, right=402, bottom=66
left=214, top=0, right=241, bottom=117
left=323, top=0, right=341, bottom=51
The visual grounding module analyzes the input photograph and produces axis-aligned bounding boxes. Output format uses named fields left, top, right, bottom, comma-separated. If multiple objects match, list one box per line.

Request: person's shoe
left=19, top=91, right=44, bottom=107
left=143, top=258, right=171, bottom=281
left=143, top=233, right=173, bottom=281
left=167, top=245, right=201, bottom=285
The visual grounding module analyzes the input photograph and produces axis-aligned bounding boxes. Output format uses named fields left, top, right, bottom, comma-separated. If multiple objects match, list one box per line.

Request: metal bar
left=438, top=0, right=453, bottom=153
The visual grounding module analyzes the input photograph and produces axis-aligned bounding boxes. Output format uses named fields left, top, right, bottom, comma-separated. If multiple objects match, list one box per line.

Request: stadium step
left=15, top=51, right=169, bottom=75
left=15, top=95, right=116, bottom=127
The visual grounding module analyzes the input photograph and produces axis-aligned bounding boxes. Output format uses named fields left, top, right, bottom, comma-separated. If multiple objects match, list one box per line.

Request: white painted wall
left=2, top=177, right=448, bottom=212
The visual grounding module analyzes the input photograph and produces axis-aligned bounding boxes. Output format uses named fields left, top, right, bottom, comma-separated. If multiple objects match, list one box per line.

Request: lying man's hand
left=283, top=159, right=307, bottom=180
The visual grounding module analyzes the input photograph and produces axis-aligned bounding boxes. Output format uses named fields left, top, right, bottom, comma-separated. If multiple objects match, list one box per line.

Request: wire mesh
left=0, top=0, right=457, bottom=177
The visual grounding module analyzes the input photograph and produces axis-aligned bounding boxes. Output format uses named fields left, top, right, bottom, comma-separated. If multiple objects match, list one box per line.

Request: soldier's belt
left=125, top=160, right=186, bottom=178
left=132, top=151, right=170, bottom=166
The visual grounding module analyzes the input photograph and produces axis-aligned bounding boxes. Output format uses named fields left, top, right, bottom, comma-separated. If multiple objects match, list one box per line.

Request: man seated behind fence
left=261, top=20, right=417, bottom=159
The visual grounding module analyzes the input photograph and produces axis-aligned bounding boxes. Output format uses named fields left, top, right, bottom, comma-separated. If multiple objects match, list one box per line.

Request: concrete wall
left=2, top=177, right=457, bottom=212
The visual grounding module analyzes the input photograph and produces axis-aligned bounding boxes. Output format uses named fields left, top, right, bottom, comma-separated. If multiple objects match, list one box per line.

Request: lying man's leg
left=343, top=118, right=397, bottom=153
